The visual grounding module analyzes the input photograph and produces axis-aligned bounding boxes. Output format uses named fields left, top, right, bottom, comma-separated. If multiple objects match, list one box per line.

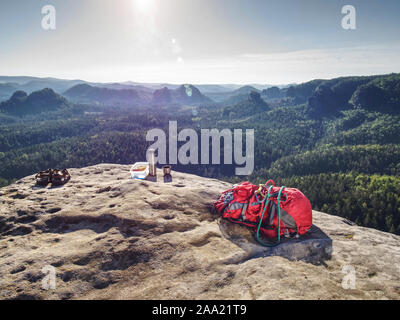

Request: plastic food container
left=130, top=162, right=149, bottom=180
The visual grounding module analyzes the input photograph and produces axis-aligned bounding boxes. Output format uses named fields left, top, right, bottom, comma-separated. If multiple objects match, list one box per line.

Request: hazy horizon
left=1, top=71, right=399, bottom=88
left=1, top=0, right=400, bottom=84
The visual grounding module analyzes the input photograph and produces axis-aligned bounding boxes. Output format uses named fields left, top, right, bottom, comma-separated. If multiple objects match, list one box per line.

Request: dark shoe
left=51, top=169, right=71, bottom=186
left=35, top=169, right=53, bottom=186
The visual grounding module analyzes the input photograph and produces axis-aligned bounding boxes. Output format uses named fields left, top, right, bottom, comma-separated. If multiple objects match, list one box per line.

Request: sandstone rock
left=0, top=164, right=399, bottom=300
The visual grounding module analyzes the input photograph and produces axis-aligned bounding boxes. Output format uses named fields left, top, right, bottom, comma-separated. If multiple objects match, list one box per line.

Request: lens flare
left=132, top=0, right=155, bottom=14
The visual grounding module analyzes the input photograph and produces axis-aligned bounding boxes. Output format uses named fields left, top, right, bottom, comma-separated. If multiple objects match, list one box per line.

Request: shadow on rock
left=218, top=219, right=332, bottom=265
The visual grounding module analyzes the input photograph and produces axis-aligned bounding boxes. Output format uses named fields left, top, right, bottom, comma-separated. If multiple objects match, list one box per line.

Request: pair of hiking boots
left=35, top=169, right=71, bottom=187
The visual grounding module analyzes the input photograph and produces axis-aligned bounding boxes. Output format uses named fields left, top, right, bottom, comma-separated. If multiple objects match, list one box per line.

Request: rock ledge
left=0, top=164, right=399, bottom=300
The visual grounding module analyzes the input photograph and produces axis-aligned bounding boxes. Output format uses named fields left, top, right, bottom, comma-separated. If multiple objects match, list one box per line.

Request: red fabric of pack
left=213, top=180, right=312, bottom=239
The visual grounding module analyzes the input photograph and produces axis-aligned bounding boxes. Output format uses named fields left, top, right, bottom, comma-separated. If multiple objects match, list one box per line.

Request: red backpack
left=213, top=180, right=312, bottom=246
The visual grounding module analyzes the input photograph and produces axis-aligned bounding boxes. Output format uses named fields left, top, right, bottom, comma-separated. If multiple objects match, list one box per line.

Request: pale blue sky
left=1, top=0, right=400, bottom=84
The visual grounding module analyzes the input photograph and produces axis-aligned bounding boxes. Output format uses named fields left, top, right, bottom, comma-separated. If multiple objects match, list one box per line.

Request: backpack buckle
left=256, top=184, right=264, bottom=195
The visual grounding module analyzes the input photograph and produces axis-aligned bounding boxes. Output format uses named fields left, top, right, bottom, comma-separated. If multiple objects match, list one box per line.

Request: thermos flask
left=148, top=148, right=156, bottom=176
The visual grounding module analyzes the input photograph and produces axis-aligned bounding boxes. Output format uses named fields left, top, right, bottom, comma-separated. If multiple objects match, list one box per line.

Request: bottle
left=148, top=148, right=156, bottom=176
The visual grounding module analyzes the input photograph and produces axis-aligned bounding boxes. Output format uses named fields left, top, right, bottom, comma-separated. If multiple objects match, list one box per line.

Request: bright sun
left=133, top=0, right=156, bottom=14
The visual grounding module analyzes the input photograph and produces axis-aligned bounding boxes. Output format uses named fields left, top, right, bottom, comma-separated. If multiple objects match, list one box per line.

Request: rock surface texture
left=0, top=164, right=400, bottom=300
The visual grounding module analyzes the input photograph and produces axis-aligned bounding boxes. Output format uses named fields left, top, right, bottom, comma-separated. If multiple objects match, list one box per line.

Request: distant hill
left=173, top=84, right=212, bottom=104
left=0, top=76, right=44, bottom=85
left=194, top=84, right=235, bottom=93
left=0, top=77, right=153, bottom=98
left=219, top=93, right=251, bottom=106
left=261, top=74, right=400, bottom=117
left=285, top=80, right=325, bottom=104
left=63, top=84, right=148, bottom=105
left=232, top=85, right=260, bottom=96
left=262, top=86, right=284, bottom=99
left=153, top=87, right=172, bottom=104
left=204, top=86, right=261, bottom=104
left=20, top=79, right=86, bottom=94
left=0, top=88, right=69, bottom=116
left=0, top=76, right=86, bottom=94
left=351, top=74, right=400, bottom=113
left=152, top=84, right=212, bottom=105
left=305, top=74, right=400, bottom=118
left=223, top=91, right=270, bottom=118
left=95, top=83, right=153, bottom=93
left=0, top=76, right=296, bottom=105
left=64, top=83, right=211, bottom=106
left=0, top=83, right=18, bottom=101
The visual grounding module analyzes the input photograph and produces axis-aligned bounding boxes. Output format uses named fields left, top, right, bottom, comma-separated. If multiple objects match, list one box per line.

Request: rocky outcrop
left=153, top=87, right=172, bottom=104
left=63, top=84, right=142, bottom=105
left=262, top=87, right=283, bottom=99
left=152, top=85, right=212, bottom=105
left=223, top=92, right=270, bottom=118
left=0, top=164, right=399, bottom=300
left=0, top=89, right=69, bottom=116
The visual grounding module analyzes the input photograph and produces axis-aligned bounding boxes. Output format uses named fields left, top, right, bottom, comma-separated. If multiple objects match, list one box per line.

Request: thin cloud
left=5, top=44, right=399, bottom=85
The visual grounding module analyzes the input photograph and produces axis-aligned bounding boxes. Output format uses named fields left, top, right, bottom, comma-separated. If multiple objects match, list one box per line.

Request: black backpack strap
left=280, top=209, right=297, bottom=231
left=266, top=200, right=297, bottom=231
left=268, top=200, right=275, bottom=226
